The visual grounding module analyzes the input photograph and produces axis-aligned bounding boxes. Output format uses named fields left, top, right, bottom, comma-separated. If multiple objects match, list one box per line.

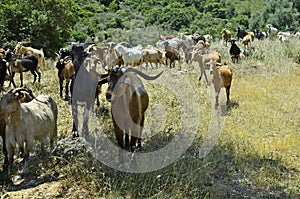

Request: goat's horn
left=123, top=67, right=163, bottom=81
left=12, top=87, right=35, bottom=98
left=79, top=42, right=95, bottom=49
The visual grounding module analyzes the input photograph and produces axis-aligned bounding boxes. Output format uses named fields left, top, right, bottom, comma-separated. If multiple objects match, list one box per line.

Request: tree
left=259, top=0, right=299, bottom=31
left=0, top=0, right=77, bottom=57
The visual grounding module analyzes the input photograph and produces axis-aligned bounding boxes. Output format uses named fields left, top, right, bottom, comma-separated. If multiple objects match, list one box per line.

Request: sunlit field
left=0, top=37, right=299, bottom=198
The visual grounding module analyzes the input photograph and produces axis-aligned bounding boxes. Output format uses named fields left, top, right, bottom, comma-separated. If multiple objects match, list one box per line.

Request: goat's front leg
left=82, top=105, right=91, bottom=137
left=72, top=103, right=79, bottom=138
left=37, top=69, right=41, bottom=83
left=59, top=79, right=64, bottom=98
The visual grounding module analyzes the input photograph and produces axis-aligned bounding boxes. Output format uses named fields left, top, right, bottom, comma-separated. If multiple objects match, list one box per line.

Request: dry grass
left=0, top=38, right=299, bottom=198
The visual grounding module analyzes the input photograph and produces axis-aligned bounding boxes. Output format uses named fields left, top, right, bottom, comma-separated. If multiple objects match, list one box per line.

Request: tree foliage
left=250, top=0, right=300, bottom=31
left=0, top=0, right=77, bottom=56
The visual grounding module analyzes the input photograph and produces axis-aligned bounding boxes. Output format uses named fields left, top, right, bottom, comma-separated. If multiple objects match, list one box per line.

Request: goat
left=191, top=50, right=222, bottom=85
left=142, top=48, right=165, bottom=69
left=253, top=28, right=267, bottom=40
left=159, top=32, right=174, bottom=41
left=87, top=44, right=108, bottom=71
left=6, top=53, right=41, bottom=88
left=207, top=61, right=233, bottom=109
left=14, top=42, right=46, bottom=70
left=0, top=87, right=34, bottom=170
left=221, top=29, right=232, bottom=46
left=203, top=34, right=212, bottom=47
left=0, top=57, right=6, bottom=91
left=165, top=47, right=180, bottom=68
left=70, top=43, right=109, bottom=138
left=242, top=34, right=252, bottom=47
left=266, top=24, right=278, bottom=39
left=237, top=26, right=248, bottom=42
left=0, top=87, right=58, bottom=175
left=192, top=32, right=206, bottom=45
left=105, top=66, right=163, bottom=152
left=114, top=44, right=143, bottom=68
left=55, top=49, right=74, bottom=100
left=229, top=39, right=241, bottom=64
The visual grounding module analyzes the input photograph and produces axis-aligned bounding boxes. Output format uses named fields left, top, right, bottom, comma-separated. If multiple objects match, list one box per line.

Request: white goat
left=0, top=88, right=58, bottom=175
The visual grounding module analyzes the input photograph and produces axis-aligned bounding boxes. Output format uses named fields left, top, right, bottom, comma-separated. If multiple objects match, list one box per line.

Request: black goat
left=253, top=28, right=267, bottom=40
left=229, top=39, right=241, bottom=64
left=0, top=58, right=6, bottom=90
left=6, top=53, right=40, bottom=87
left=237, top=26, right=247, bottom=42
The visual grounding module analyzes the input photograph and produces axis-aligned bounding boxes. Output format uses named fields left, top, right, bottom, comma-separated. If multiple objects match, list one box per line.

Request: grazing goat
left=207, top=61, right=233, bottom=109
left=191, top=50, right=221, bottom=85
left=114, top=44, right=143, bottom=68
left=0, top=87, right=58, bottom=175
left=242, top=34, right=252, bottom=47
left=6, top=52, right=41, bottom=87
left=229, top=39, right=241, bottom=64
left=237, top=26, right=247, bottom=42
left=221, top=29, right=232, bottom=46
left=14, top=42, right=46, bottom=70
left=105, top=66, right=163, bottom=152
left=0, top=87, right=34, bottom=170
left=142, top=48, right=165, bottom=69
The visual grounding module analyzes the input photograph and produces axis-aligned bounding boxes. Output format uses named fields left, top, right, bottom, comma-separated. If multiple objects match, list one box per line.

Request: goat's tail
left=39, top=57, right=46, bottom=70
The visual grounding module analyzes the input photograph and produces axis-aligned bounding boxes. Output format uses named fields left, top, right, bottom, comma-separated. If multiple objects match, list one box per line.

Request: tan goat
left=221, top=29, right=232, bottom=46
left=207, top=61, right=233, bottom=109
left=191, top=50, right=222, bottom=85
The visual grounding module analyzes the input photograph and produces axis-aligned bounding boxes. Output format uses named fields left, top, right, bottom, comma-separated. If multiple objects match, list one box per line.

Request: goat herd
left=0, top=24, right=299, bottom=177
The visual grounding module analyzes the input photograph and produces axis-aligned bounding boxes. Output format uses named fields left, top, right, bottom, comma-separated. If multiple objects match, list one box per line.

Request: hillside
left=0, top=37, right=299, bottom=198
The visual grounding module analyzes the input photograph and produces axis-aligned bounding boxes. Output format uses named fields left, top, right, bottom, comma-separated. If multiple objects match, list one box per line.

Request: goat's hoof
left=72, top=132, right=79, bottom=138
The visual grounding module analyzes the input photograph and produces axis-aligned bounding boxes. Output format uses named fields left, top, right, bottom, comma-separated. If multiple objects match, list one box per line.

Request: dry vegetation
left=0, top=38, right=299, bottom=198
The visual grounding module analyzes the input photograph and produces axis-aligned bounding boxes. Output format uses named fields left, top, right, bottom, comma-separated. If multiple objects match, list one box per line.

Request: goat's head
left=71, top=45, right=88, bottom=71
left=105, top=66, right=163, bottom=102
left=0, top=87, right=35, bottom=119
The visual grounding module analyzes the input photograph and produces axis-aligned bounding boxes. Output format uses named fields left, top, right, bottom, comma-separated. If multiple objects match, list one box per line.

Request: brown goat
left=56, top=58, right=75, bottom=100
left=221, top=29, right=232, bottom=46
left=165, top=46, right=180, bottom=68
left=208, top=61, right=233, bottom=109
left=105, top=66, right=163, bottom=152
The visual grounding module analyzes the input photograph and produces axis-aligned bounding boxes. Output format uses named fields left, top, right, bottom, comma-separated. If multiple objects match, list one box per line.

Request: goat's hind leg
left=65, top=80, right=70, bottom=100
left=30, top=70, right=37, bottom=84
